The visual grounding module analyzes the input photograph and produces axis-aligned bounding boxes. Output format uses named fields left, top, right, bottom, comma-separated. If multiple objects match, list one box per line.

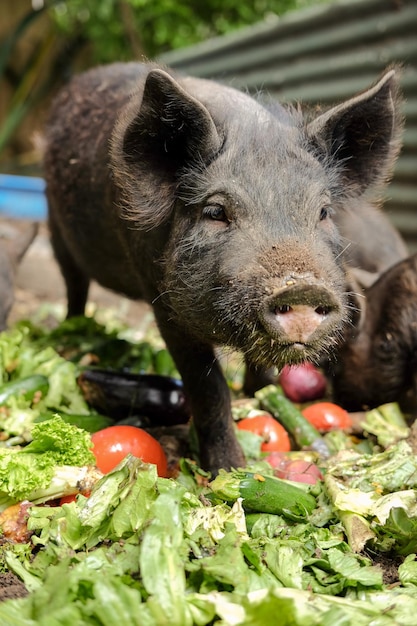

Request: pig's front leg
left=154, top=314, right=245, bottom=474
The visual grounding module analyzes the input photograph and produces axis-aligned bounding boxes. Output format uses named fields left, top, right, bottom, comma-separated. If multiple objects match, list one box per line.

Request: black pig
left=44, top=63, right=405, bottom=473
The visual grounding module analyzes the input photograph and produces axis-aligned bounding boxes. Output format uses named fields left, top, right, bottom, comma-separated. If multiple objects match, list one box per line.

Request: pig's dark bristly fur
left=331, top=253, right=417, bottom=414
left=44, top=62, right=407, bottom=474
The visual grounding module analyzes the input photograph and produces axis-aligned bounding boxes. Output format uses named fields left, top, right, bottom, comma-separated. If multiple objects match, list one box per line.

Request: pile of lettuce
left=1, top=448, right=417, bottom=625
left=0, top=319, right=417, bottom=625
left=0, top=317, right=179, bottom=444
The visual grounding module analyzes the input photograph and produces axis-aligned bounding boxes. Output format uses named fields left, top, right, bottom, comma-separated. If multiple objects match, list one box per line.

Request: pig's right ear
left=111, top=69, right=222, bottom=229
left=307, top=69, right=402, bottom=196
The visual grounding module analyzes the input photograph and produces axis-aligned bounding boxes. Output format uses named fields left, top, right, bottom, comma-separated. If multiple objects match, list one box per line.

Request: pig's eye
left=203, top=203, right=229, bottom=223
left=319, top=206, right=332, bottom=221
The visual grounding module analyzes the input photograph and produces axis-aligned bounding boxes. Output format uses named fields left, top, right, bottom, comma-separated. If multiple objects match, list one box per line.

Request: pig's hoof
left=202, top=445, right=246, bottom=477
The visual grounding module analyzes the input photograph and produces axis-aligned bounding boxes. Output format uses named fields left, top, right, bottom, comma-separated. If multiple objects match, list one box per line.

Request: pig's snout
left=260, top=280, right=342, bottom=346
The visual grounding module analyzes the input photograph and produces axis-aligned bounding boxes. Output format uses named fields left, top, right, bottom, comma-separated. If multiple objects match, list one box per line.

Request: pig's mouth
left=243, top=328, right=343, bottom=370
left=276, top=340, right=330, bottom=362
left=285, top=341, right=312, bottom=351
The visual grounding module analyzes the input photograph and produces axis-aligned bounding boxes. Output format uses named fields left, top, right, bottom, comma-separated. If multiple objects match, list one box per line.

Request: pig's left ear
left=111, top=68, right=222, bottom=228
left=122, top=69, right=221, bottom=165
left=307, top=69, right=402, bottom=195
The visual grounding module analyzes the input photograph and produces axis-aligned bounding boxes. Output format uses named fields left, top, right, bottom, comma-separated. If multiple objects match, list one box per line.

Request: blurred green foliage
left=50, top=0, right=329, bottom=61
left=0, top=0, right=331, bottom=165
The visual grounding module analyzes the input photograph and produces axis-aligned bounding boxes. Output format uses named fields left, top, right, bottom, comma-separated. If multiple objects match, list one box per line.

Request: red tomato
left=237, top=414, right=291, bottom=452
left=91, top=425, right=168, bottom=477
left=59, top=492, right=91, bottom=506
left=301, top=402, right=352, bottom=431
left=59, top=494, right=77, bottom=505
left=274, top=459, right=323, bottom=485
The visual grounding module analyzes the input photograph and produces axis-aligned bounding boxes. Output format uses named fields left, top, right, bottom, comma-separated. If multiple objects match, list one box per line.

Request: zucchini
left=210, top=470, right=317, bottom=520
left=0, top=375, right=49, bottom=405
left=77, top=368, right=190, bottom=425
left=255, top=384, right=330, bottom=458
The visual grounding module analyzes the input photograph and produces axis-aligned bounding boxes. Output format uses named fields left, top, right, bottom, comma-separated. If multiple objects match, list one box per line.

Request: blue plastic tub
left=0, top=174, right=47, bottom=220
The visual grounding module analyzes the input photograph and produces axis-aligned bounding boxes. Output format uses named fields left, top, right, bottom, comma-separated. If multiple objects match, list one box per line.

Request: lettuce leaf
left=0, top=415, right=95, bottom=504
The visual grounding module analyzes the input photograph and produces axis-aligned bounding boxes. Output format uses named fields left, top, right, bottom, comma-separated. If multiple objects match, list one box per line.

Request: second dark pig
left=44, top=63, right=405, bottom=473
left=330, top=253, right=417, bottom=414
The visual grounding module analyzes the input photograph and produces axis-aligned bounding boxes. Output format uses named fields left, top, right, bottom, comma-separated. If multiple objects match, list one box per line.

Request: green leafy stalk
left=324, top=474, right=376, bottom=552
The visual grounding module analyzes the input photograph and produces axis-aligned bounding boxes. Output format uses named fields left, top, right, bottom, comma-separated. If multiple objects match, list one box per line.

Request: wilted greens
left=0, top=317, right=417, bottom=625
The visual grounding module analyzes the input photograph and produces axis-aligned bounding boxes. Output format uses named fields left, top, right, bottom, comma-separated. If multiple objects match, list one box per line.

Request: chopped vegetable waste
left=0, top=317, right=416, bottom=625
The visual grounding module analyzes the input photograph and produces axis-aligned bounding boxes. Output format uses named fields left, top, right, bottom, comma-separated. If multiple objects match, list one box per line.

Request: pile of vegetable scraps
left=0, top=317, right=417, bottom=626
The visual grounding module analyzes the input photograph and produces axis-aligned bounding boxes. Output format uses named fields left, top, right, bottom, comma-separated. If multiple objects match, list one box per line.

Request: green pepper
left=35, top=410, right=113, bottom=433
left=0, top=374, right=49, bottom=405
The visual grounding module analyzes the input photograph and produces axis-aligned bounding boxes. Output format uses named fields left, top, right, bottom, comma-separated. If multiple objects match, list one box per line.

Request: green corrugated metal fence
left=161, top=0, right=417, bottom=252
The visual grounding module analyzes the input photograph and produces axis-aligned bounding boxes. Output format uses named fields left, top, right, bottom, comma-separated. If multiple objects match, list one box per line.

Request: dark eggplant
left=77, top=369, right=191, bottom=426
